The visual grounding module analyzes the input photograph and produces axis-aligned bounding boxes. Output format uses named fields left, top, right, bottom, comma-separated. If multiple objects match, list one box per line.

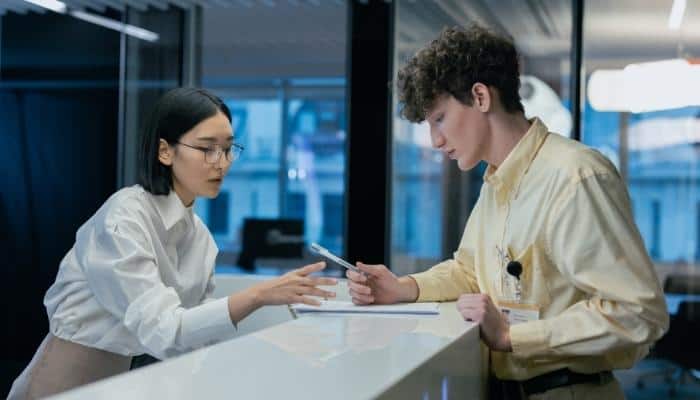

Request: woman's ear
left=471, top=83, right=491, bottom=112
left=158, top=139, right=173, bottom=166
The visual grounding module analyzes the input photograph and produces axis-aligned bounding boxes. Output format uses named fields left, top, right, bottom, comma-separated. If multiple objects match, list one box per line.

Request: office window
left=322, top=193, right=343, bottom=251
left=583, top=0, right=700, bottom=267
left=392, top=0, right=572, bottom=274
left=287, top=193, right=306, bottom=220
left=697, top=202, right=700, bottom=261
left=208, top=191, right=230, bottom=235
left=651, top=200, right=661, bottom=259
left=196, top=2, right=347, bottom=267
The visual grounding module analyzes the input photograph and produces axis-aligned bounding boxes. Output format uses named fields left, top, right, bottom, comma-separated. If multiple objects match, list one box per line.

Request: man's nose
left=430, top=127, right=445, bottom=149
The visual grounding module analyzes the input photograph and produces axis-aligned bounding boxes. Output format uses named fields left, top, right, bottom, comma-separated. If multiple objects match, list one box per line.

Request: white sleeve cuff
left=181, top=297, right=236, bottom=348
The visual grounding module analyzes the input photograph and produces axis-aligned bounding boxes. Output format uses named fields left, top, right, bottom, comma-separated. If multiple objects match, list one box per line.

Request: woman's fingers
left=294, top=261, right=326, bottom=276
left=294, top=295, right=321, bottom=307
left=295, top=286, right=336, bottom=299
left=309, top=276, right=338, bottom=286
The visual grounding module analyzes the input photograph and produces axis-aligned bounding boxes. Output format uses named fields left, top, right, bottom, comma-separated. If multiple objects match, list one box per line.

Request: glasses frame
left=176, top=141, right=245, bottom=164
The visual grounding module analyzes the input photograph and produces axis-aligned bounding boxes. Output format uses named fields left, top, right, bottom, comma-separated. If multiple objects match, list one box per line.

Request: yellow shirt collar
left=483, top=118, right=550, bottom=204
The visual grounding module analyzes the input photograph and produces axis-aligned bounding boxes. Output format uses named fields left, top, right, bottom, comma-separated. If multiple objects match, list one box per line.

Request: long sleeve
left=509, top=172, right=669, bottom=360
left=79, top=213, right=234, bottom=359
left=201, top=267, right=220, bottom=304
left=411, top=211, right=482, bottom=302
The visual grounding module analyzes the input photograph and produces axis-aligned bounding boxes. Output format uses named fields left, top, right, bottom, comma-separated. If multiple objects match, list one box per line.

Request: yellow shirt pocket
left=504, top=244, right=551, bottom=309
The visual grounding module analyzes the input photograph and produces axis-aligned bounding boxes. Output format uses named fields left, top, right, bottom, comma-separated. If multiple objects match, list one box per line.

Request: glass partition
left=391, top=0, right=572, bottom=275
left=582, top=0, right=700, bottom=276
left=198, top=2, right=348, bottom=273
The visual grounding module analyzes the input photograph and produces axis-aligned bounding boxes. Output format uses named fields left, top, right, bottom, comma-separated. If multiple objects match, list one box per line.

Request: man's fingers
left=351, top=296, right=373, bottom=306
left=347, top=280, right=372, bottom=295
left=346, top=269, right=366, bottom=283
left=356, top=262, right=385, bottom=278
left=349, top=288, right=374, bottom=304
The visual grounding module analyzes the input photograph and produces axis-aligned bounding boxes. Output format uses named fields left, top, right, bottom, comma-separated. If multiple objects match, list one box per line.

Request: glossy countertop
left=50, top=300, right=482, bottom=400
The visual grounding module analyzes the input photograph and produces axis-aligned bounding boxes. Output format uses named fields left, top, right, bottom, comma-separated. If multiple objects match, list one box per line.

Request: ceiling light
left=21, top=0, right=158, bottom=42
left=70, top=10, right=159, bottom=42
left=588, top=58, right=700, bottom=113
left=22, top=0, right=66, bottom=13
left=668, top=0, right=686, bottom=30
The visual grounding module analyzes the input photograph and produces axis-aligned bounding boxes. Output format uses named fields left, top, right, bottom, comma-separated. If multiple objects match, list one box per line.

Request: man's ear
left=471, top=83, right=491, bottom=112
left=158, top=139, right=173, bottom=166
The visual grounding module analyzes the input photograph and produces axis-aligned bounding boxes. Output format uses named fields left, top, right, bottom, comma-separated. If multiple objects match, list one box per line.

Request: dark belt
left=489, top=369, right=613, bottom=399
left=521, top=369, right=613, bottom=395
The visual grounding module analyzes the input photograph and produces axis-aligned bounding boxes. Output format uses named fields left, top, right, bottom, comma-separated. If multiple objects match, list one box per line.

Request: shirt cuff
left=181, top=297, right=236, bottom=348
left=509, top=319, right=550, bottom=359
left=410, top=271, right=441, bottom=302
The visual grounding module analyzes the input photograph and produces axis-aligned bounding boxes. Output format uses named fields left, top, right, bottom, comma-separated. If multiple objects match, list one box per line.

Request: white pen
left=309, top=242, right=361, bottom=273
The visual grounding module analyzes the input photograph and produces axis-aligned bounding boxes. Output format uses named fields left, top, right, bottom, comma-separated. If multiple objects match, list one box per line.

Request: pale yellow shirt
left=411, top=118, right=669, bottom=381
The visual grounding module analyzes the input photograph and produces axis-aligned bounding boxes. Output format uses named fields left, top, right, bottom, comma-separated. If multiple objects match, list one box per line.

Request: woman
left=9, top=88, right=337, bottom=399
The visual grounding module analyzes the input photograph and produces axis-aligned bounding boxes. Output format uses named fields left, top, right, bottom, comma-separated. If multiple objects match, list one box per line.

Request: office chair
left=636, top=273, right=700, bottom=396
left=664, top=274, right=700, bottom=294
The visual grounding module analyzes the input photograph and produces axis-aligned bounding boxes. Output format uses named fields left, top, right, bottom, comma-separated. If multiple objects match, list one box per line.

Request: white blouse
left=44, top=185, right=235, bottom=360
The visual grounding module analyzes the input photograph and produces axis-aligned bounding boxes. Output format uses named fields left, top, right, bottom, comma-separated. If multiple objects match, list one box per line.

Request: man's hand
left=456, top=293, right=512, bottom=352
left=346, top=263, right=418, bottom=305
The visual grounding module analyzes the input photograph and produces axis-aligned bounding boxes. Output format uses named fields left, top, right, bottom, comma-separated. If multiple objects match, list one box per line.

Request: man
left=346, top=25, right=668, bottom=399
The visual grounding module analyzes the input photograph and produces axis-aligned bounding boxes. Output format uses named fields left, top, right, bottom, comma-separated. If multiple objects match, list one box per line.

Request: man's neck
left=485, top=112, right=531, bottom=169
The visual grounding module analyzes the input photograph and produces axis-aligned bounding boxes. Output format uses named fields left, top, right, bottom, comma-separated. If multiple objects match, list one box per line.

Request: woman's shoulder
left=96, top=185, right=157, bottom=230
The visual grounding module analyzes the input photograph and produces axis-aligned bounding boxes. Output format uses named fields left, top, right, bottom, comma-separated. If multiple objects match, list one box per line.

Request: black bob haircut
left=138, top=87, right=232, bottom=195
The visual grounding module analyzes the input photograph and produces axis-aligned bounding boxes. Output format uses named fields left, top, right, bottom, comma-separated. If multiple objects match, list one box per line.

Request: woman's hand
left=251, top=261, right=338, bottom=307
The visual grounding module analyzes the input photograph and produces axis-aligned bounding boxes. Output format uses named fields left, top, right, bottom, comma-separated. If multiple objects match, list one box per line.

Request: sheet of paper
left=291, top=300, right=440, bottom=315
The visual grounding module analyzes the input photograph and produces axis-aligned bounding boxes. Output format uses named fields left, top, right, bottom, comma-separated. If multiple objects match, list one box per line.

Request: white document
left=292, top=300, right=440, bottom=315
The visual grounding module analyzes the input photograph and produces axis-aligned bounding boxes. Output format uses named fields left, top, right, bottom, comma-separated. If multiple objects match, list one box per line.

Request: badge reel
left=495, top=246, right=539, bottom=325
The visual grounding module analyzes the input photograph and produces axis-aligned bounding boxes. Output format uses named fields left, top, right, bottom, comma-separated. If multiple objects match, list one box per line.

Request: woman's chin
left=200, top=185, right=222, bottom=198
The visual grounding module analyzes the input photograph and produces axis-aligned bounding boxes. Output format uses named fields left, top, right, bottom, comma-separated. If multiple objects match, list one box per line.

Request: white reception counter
left=48, top=277, right=484, bottom=400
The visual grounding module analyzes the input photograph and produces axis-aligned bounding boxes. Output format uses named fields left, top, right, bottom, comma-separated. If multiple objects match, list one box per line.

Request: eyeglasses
left=176, top=141, right=245, bottom=164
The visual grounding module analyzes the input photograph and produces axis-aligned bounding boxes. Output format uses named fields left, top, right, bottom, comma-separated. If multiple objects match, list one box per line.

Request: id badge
left=497, top=301, right=540, bottom=325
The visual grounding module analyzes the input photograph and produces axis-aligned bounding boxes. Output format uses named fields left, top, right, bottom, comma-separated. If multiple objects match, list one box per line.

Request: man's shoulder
left=537, top=133, right=620, bottom=182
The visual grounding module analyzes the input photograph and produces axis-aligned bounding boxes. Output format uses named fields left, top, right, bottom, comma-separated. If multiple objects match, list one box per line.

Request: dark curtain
left=0, top=11, right=120, bottom=395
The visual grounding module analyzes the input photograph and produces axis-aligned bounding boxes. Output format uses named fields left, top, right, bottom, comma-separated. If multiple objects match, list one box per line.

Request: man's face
left=426, top=94, right=488, bottom=171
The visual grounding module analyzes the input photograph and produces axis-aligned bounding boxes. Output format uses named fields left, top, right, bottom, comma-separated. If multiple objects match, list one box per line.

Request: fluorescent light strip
left=70, top=10, right=159, bottom=42
left=22, top=0, right=67, bottom=13
left=21, top=0, right=158, bottom=42
left=588, top=58, right=700, bottom=113
left=668, top=0, right=686, bottom=30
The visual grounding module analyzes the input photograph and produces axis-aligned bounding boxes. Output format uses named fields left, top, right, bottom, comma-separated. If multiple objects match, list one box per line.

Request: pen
left=309, top=242, right=361, bottom=273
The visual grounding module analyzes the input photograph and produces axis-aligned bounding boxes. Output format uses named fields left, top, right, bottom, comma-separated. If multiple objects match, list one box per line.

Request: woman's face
left=160, top=111, right=234, bottom=206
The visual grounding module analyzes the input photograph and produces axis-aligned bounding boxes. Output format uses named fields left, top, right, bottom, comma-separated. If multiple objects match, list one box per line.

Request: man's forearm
left=398, top=276, right=420, bottom=302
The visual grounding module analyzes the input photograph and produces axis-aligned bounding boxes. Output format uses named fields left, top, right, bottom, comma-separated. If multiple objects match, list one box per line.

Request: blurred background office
left=1, top=0, right=699, bottom=398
